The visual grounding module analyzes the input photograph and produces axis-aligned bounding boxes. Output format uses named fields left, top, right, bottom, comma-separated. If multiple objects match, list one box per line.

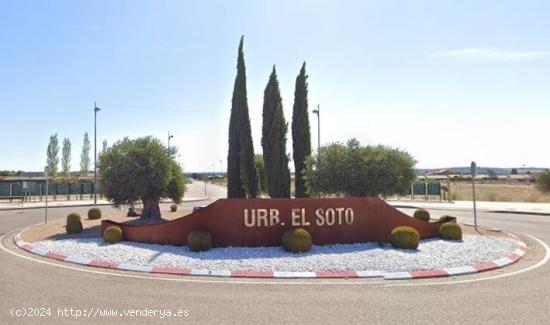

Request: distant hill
left=416, top=167, right=547, bottom=175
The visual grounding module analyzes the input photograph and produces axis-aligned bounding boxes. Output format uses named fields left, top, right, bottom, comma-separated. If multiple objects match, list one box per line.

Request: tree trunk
left=142, top=198, right=161, bottom=222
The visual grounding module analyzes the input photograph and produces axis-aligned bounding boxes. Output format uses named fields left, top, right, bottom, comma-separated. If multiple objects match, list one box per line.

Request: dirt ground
left=20, top=205, right=194, bottom=243
left=450, top=182, right=550, bottom=203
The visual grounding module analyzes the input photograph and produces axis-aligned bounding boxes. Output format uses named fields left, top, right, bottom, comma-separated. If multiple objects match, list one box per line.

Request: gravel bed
left=31, top=235, right=517, bottom=272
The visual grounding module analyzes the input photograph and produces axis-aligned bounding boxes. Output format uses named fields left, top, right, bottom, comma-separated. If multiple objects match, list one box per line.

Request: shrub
left=170, top=204, right=178, bottom=212
left=187, top=230, right=212, bottom=252
left=536, top=171, right=550, bottom=193
left=439, top=222, right=462, bottom=240
left=66, top=213, right=83, bottom=234
left=438, top=215, right=455, bottom=223
left=413, top=209, right=430, bottom=222
left=282, top=228, right=312, bottom=253
left=88, top=208, right=102, bottom=220
left=103, top=226, right=123, bottom=244
left=390, top=226, right=419, bottom=250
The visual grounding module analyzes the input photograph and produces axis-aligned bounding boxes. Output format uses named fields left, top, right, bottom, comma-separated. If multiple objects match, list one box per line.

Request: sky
left=1, top=0, right=549, bottom=172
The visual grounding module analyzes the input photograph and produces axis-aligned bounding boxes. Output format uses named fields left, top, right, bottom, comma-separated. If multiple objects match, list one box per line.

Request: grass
left=450, top=182, right=550, bottom=203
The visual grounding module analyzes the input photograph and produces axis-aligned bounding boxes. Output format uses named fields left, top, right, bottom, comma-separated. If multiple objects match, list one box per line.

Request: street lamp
left=168, top=132, right=174, bottom=149
left=44, top=166, right=49, bottom=224
left=94, top=102, right=101, bottom=205
left=312, top=104, right=320, bottom=153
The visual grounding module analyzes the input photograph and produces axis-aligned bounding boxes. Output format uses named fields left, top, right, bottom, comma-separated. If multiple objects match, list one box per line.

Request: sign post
left=471, top=161, right=478, bottom=231
left=44, top=166, right=49, bottom=224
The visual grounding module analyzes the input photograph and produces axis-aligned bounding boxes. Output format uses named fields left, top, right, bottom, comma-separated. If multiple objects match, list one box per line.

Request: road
left=1, top=188, right=549, bottom=324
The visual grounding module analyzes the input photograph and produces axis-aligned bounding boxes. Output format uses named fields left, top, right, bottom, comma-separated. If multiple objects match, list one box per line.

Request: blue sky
left=1, top=0, right=549, bottom=172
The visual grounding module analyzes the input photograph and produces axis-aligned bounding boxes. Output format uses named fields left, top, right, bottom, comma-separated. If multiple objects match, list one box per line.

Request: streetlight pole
left=44, top=166, right=49, bottom=224
left=94, top=102, right=101, bottom=205
left=471, top=161, right=478, bottom=231
left=219, top=160, right=223, bottom=175
left=312, top=104, right=320, bottom=153
left=168, top=132, right=174, bottom=150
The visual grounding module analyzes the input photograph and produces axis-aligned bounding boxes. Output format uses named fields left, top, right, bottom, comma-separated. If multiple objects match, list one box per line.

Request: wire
left=97, top=102, right=224, bottom=115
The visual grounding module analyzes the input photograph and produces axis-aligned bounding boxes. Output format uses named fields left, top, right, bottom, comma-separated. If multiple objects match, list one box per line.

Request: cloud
left=432, top=48, right=549, bottom=61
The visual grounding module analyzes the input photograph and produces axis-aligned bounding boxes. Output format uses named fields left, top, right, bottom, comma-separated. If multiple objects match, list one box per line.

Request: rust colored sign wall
left=101, top=198, right=454, bottom=247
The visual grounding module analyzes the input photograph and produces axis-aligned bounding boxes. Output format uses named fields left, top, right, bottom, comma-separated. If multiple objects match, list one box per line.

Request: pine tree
left=291, top=62, right=312, bottom=197
left=262, top=66, right=290, bottom=198
left=228, top=36, right=257, bottom=198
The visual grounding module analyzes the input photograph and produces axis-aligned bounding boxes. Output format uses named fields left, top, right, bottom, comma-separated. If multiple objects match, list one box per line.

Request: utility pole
left=312, top=104, right=320, bottom=153
left=94, top=102, right=101, bottom=205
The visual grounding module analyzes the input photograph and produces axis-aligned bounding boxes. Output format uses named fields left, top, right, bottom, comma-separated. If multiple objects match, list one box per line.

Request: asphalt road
left=1, top=187, right=549, bottom=324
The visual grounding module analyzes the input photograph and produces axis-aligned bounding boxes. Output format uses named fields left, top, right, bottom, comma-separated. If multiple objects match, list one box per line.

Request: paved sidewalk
left=388, top=199, right=550, bottom=215
left=0, top=197, right=209, bottom=210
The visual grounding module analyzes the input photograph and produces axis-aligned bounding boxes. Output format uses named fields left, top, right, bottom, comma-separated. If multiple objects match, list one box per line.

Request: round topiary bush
left=439, top=222, right=462, bottom=240
left=187, top=230, right=212, bottom=252
left=413, top=209, right=430, bottom=222
left=390, top=226, right=419, bottom=250
left=282, top=228, right=313, bottom=253
left=103, top=226, right=123, bottom=244
left=170, top=204, right=178, bottom=212
left=66, top=213, right=83, bottom=234
left=438, top=215, right=455, bottom=223
left=88, top=208, right=102, bottom=220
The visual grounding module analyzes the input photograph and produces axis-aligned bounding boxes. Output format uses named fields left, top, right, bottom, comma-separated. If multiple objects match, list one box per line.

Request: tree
left=291, top=62, right=312, bottom=198
left=262, top=66, right=291, bottom=198
left=536, top=170, right=550, bottom=193
left=99, top=136, right=186, bottom=220
left=227, top=36, right=257, bottom=198
left=487, top=169, right=498, bottom=179
left=102, top=140, right=108, bottom=153
left=511, top=168, right=518, bottom=175
left=46, top=133, right=59, bottom=176
left=61, top=138, right=71, bottom=177
left=305, top=139, right=416, bottom=197
left=254, top=154, right=267, bottom=195
left=80, top=132, right=91, bottom=176
left=164, top=161, right=187, bottom=204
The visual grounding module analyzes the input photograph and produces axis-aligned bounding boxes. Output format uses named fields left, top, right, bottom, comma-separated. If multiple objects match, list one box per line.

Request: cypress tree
left=262, top=66, right=290, bottom=198
left=227, top=36, right=257, bottom=198
left=291, top=62, right=312, bottom=197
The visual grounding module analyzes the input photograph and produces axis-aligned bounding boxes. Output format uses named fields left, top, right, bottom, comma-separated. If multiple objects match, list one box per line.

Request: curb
left=12, top=232, right=526, bottom=280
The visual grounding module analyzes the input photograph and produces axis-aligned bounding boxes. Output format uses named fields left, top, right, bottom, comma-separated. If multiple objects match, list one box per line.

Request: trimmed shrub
left=187, top=230, right=212, bottom=252
left=103, top=226, right=123, bottom=244
left=88, top=208, right=102, bottom=220
left=438, top=215, right=455, bottom=223
left=170, top=204, right=178, bottom=212
left=282, top=228, right=312, bottom=253
left=66, top=213, right=83, bottom=234
left=390, top=226, right=419, bottom=250
left=439, top=222, right=462, bottom=240
left=413, top=209, right=430, bottom=222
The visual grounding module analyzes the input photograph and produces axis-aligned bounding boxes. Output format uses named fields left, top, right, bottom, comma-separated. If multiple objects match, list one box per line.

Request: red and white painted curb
left=13, top=232, right=526, bottom=280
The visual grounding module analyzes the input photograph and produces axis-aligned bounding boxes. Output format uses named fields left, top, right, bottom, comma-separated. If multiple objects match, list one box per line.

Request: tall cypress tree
left=227, top=36, right=257, bottom=198
left=291, top=62, right=312, bottom=197
left=262, top=66, right=290, bottom=198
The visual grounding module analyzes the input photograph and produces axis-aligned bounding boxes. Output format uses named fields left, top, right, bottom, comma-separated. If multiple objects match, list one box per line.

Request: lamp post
left=219, top=160, right=223, bottom=176
left=312, top=104, right=320, bottom=153
left=471, top=161, right=478, bottom=231
left=168, top=132, right=174, bottom=149
left=94, top=102, right=101, bottom=205
left=44, top=166, right=49, bottom=224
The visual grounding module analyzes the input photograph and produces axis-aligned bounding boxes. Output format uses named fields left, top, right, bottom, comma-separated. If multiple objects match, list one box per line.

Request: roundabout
left=2, top=200, right=550, bottom=324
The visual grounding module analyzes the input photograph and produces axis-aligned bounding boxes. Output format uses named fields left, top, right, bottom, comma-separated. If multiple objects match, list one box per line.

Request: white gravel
left=31, top=235, right=517, bottom=272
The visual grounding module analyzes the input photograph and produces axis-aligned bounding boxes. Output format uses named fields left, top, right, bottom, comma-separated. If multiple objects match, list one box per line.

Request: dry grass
left=450, top=182, right=550, bottom=203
